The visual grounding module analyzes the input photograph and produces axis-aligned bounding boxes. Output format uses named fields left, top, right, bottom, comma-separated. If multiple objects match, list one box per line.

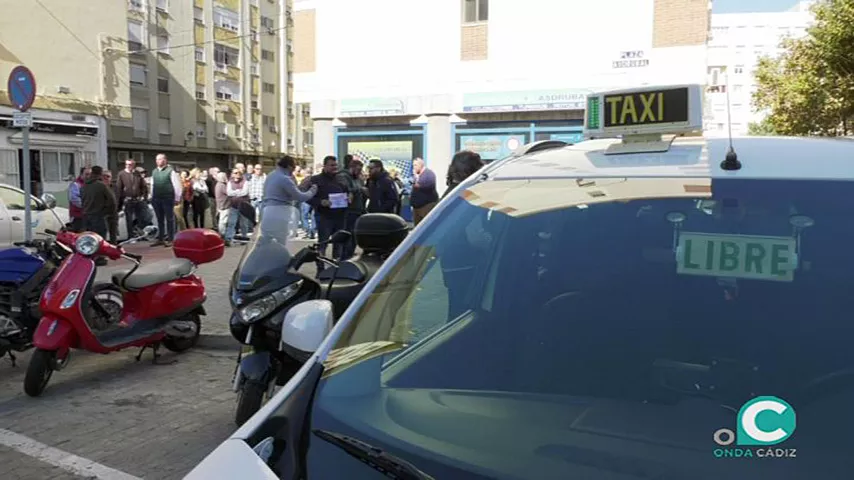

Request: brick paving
left=0, top=237, right=320, bottom=479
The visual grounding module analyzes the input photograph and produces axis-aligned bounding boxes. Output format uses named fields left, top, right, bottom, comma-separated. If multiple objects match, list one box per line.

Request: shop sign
left=460, top=134, right=526, bottom=161
left=613, top=50, right=649, bottom=69
left=0, top=116, right=98, bottom=136
left=462, top=89, right=589, bottom=113
left=339, top=97, right=406, bottom=117
left=549, top=132, right=584, bottom=144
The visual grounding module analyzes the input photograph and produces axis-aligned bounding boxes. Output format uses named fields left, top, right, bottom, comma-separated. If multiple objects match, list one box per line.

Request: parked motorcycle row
left=0, top=201, right=409, bottom=428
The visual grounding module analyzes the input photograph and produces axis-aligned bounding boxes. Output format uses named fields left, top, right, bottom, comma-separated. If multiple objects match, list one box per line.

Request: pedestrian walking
left=149, top=153, right=183, bottom=246
left=336, top=156, right=367, bottom=259
left=410, top=157, right=439, bottom=226
left=307, top=156, right=348, bottom=260
left=116, top=158, right=149, bottom=239
left=366, top=159, right=398, bottom=214
left=66, top=166, right=89, bottom=232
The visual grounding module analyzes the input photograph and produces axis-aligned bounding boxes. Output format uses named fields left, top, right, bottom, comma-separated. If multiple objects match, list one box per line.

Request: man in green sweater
left=150, top=153, right=182, bottom=246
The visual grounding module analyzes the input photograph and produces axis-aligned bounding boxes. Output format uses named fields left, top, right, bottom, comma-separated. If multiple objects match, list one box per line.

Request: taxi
left=187, top=84, right=854, bottom=479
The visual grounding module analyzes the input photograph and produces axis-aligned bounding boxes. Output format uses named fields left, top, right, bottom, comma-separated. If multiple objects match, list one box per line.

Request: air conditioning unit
left=269, top=125, right=278, bottom=133
left=195, top=91, right=206, bottom=100
left=251, top=101, right=259, bottom=109
left=215, top=62, right=228, bottom=72
left=216, top=132, right=227, bottom=140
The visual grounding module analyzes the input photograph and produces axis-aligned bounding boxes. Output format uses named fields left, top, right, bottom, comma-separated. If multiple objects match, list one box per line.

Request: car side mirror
left=40, top=193, right=56, bottom=210
left=280, top=299, right=334, bottom=362
left=329, top=230, right=351, bottom=245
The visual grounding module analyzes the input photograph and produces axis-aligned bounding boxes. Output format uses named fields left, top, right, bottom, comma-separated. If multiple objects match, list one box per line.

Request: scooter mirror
left=280, top=299, right=334, bottom=361
left=329, top=230, right=352, bottom=245
left=40, top=193, right=57, bottom=210
left=142, top=225, right=159, bottom=239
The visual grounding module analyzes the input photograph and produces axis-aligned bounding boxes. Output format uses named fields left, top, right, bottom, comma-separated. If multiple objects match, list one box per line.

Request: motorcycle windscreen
left=234, top=204, right=301, bottom=291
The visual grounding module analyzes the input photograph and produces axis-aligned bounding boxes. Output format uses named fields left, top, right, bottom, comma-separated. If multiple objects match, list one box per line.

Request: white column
left=426, top=114, right=452, bottom=194
left=311, top=99, right=336, bottom=167
left=312, top=118, right=334, bottom=167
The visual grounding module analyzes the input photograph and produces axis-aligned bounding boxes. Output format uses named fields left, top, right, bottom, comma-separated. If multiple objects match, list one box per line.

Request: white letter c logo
left=741, top=399, right=789, bottom=443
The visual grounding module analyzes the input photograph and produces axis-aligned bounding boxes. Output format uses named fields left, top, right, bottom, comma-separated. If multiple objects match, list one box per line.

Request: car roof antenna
left=720, top=70, right=742, bottom=171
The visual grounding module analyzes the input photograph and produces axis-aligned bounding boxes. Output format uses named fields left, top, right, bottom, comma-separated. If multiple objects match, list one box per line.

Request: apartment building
left=109, top=0, right=294, bottom=173
left=0, top=0, right=128, bottom=200
left=292, top=0, right=709, bottom=183
left=705, top=0, right=814, bottom=137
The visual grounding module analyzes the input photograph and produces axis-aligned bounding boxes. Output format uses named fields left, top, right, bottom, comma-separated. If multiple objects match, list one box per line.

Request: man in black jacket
left=366, top=159, right=398, bottom=214
left=307, top=156, right=348, bottom=260
left=336, top=155, right=367, bottom=259
left=116, top=158, right=149, bottom=238
left=81, top=166, right=118, bottom=239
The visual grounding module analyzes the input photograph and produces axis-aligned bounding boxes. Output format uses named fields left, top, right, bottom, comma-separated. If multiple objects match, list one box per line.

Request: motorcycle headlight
left=239, top=280, right=302, bottom=324
left=75, top=234, right=101, bottom=256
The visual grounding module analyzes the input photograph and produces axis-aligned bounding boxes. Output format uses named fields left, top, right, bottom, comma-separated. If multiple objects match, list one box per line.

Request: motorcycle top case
left=0, top=247, right=45, bottom=284
left=354, top=214, right=409, bottom=253
left=173, top=229, right=225, bottom=265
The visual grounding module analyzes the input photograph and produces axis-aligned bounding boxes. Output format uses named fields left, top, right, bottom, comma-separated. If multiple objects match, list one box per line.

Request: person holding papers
left=307, top=155, right=349, bottom=261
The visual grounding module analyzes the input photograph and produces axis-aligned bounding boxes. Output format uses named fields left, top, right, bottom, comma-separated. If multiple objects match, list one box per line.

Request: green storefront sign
left=462, top=89, right=590, bottom=113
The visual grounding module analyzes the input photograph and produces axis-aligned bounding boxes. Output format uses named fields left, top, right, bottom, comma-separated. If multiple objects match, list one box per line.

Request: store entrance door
left=17, top=148, right=42, bottom=197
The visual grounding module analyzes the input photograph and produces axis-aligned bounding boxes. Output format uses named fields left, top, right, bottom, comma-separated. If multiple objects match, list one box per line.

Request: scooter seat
left=112, top=258, right=194, bottom=290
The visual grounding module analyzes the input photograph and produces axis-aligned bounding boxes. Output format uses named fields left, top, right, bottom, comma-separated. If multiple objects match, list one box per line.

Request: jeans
left=342, top=211, right=361, bottom=259
left=225, top=206, right=250, bottom=242
left=83, top=214, right=107, bottom=237
left=315, top=213, right=346, bottom=260
left=123, top=199, right=148, bottom=238
left=151, top=197, right=176, bottom=241
left=209, top=195, right=219, bottom=231
left=301, top=203, right=315, bottom=237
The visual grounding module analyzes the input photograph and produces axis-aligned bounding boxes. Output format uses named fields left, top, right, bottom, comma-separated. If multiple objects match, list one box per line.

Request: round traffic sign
left=7, top=65, right=37, bottom=112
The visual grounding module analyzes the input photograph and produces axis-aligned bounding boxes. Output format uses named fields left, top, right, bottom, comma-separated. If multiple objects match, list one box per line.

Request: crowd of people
left=66, top=149, right=484, bottom=262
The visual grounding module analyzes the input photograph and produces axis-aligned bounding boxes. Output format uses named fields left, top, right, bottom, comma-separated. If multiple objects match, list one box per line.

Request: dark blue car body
left=0, top=246, right=59, bottom=359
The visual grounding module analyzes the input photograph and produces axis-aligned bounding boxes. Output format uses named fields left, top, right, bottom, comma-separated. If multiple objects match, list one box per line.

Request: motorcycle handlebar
left=44, top=229, right=57, bottom=236
left=124, top=252, right=143, bottom=262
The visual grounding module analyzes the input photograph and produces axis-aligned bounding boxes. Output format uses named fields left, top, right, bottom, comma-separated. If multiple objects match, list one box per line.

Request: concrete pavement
left=0, top=238, right=319, bottom=479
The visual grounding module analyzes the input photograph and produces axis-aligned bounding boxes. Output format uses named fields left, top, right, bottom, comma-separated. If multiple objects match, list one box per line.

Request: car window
left=310, top=177, right=854, bottom=479
left=0, top=186, right=27, bottom=210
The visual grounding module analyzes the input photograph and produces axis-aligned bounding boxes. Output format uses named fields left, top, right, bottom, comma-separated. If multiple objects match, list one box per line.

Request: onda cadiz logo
left=713, top=396, right=797, bottom=459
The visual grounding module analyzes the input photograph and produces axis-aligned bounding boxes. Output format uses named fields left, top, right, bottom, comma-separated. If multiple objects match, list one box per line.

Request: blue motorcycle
left=0, top=231, right=122, bottom=366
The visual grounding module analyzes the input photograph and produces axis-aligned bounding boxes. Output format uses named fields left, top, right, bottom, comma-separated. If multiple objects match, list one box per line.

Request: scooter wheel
left=162, top=313, right=201, bottom=353
left=23, top=349, right=55, bottom=397
left=235, top=381, right=266, bottom=427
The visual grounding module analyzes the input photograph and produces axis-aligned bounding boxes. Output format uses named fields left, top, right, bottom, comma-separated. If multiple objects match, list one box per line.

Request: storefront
left=0, top=106, right=107, bottom=204
left=453, top=89, right=588, bottom=163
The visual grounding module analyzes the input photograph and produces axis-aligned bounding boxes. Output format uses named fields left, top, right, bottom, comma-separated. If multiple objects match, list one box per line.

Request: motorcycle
left=228, top=205, right=409, bottom=425
left=23, top=226, right=225, bottom=397
left=0, top=229, right=122, bottom=366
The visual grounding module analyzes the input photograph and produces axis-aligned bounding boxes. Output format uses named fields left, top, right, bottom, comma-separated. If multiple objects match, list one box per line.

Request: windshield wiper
left=313, top=429, right=435, bottom=480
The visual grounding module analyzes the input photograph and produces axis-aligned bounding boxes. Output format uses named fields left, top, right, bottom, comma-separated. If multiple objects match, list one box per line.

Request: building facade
left=110, top=0, right=295, bottom=173
left=0, top=0, right=129, bottom=200
left=292, top=0, right=710, bottom=184
left=705, top=0, right=814, bottom=137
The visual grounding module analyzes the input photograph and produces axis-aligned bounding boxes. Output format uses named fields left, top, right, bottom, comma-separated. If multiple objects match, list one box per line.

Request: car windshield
left=233, top=204, right=301, bottom=289
left=306, top=176, right=854, bottom=479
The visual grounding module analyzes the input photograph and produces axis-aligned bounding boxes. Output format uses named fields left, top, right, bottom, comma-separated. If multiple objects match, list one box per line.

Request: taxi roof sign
left=584, top=84, right=704, bottom=142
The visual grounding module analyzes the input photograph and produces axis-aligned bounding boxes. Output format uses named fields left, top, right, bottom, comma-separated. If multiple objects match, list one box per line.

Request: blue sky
left=713, top=0, right=800, bottom=13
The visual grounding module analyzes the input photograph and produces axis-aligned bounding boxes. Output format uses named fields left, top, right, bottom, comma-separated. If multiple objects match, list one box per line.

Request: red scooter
left=23, top=226, right=225, bottom=397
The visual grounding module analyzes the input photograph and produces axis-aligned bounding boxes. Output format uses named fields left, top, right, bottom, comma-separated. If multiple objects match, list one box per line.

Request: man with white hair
left=206, top=166, right=220, bottom=230
left=150, top=153, right=183, bottom=246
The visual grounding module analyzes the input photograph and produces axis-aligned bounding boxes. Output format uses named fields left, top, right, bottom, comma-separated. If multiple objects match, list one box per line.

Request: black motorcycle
left=228, top=211, right=409, bottom=426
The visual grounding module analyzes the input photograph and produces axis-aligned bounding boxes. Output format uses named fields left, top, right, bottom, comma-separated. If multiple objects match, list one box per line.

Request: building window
left=158, top=118, right=171, bottom=135
left=251, top=61, right=260, bottom=76
left=734, top=65, right=744, bottom=74
left=157, top=76, right=169, bottom=93
left=260, top=16, right=274, bottom=29
left=196, top=123, right=206, bottom=138
left=261, top=49, right=275, bottom=61
left=196, top=85, right=206, bottom=100
left=156, top=0, right=168, bottom=12
left=41, top=152, right=76, bottom=183
left=214, top=43, right=240, bottom=68
left=262, top=82, right=275, bottom=94
left=251, top=96, right=259, bottom=109
left=156, top=34, right=170, bottom=54
left=216, top=123, right=228, bottom=139
left=194, top=6, right=204, bottom=24
left=262, top=115, right=275, bottom=126
left=251, top=29, right=259, bottom=42
left=215, top=80, right=241, bottom=101
left=129, top=63, right=147, bottom=87
left=214, top=7, right=240, bottom=32
left=127, top=20, right=144, bottom=52
left=195, top=46, right=205, bottom=62
left=132, top=108, right=148, bottom=137
left=462, top=0, right=488, bottom=23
